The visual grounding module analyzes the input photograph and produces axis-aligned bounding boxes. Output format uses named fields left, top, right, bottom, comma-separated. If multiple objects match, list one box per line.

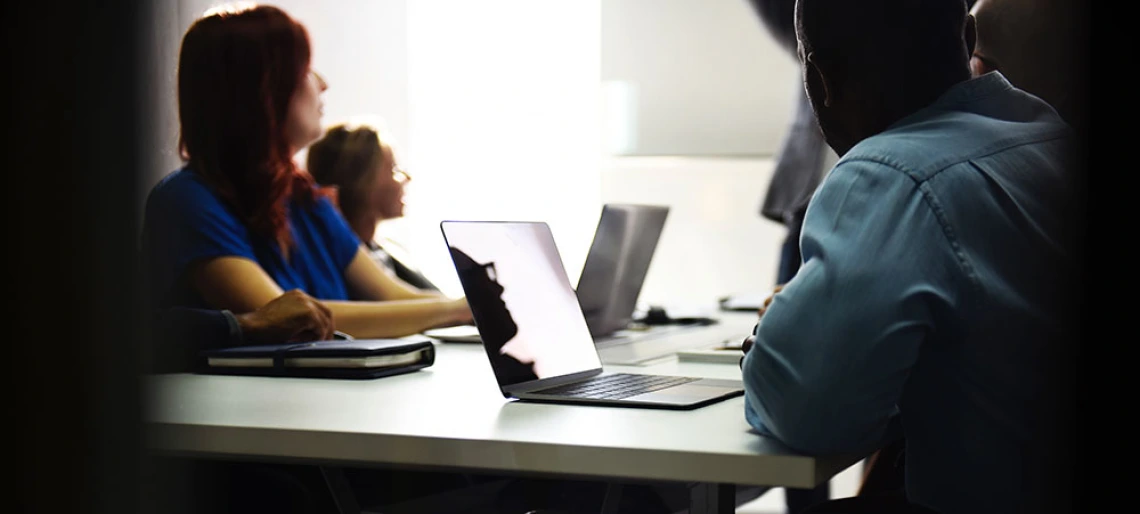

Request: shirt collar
left=886, top=71, right=1014, bottom=131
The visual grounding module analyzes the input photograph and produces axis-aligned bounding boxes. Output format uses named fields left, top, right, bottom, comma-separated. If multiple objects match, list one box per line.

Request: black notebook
left=199, top=338, right=435, bottom=379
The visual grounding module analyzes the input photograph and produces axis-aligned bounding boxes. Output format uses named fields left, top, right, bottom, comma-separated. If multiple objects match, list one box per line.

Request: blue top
left=142, top=168, right=362, bottom=308
left=742, top=73, right=1076, bottom=514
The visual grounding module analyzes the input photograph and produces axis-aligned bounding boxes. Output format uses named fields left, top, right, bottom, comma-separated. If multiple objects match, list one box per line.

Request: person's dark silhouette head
left=969, top=0, right=1087, bottom=138
left=795, top=0, right=976, bottom=156
left=449, top=246, right=536, bottom=384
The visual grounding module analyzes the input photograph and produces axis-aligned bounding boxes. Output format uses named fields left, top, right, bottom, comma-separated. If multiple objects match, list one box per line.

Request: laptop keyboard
left=531, top=373, right=699, bottom=400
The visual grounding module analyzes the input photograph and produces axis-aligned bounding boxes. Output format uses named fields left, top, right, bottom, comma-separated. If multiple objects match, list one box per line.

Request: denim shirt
left=742, top=72, right=1077, bottom=514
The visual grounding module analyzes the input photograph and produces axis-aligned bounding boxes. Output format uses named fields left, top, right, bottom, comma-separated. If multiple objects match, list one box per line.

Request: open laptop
left=575, top=204, right=722, bottom=361
left=426, top=203, right=677, bottom=343
left=440, top=220, right=743, bottom=409
left=575, top=203, right=669, bottom=340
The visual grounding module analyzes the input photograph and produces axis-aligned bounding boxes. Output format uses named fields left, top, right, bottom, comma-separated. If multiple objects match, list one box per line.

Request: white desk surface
left=596, top=312, right=756, bottom=365
left=147, top=315, right=861, bottom=489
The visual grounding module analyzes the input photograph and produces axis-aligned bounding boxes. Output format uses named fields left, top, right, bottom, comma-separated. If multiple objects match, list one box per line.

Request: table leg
left=600, top=482, right=624, bottom=514
left=319, top=466, right=361, bottom=514
left=689, top=482, right=735, bottom=514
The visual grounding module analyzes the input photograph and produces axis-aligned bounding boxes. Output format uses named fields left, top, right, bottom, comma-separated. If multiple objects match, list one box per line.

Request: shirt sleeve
left=143, top=172, right=257, bottom=306
left=149, top=307, right=240, bottom=372
left=742, top=158, right=959, bottom=455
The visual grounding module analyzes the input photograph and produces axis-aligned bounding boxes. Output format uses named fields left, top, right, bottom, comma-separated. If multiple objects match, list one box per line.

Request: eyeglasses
left=480, top=261, right=497, bottom=282
left=309, top=69, right=328, bottom=90
left=393, top=166, right=411, bottom=184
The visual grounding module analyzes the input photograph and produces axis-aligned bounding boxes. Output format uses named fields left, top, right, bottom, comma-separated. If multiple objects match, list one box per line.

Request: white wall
left=600, top=156, right=786, bottom=310
left=601, top=0, right=802, bottom=157
left=277, top=0, right=411, bottom=166
left=396, top=0, right=603, bottom=298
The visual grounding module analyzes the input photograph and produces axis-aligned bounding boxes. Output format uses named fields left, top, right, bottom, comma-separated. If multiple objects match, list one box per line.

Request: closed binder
left=199, top=338, right=435, bottom=379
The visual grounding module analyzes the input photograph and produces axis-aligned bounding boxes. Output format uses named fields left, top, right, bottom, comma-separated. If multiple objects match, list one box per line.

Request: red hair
left=177, top=4, right=326, bottom=254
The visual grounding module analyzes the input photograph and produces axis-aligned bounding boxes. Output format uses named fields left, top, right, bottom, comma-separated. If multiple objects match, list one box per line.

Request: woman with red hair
left=142, top=4, right=471, bottom=339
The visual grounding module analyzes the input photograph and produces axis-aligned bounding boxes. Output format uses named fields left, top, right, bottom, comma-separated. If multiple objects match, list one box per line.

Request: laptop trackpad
left=625, top=382, right=743, bottom=405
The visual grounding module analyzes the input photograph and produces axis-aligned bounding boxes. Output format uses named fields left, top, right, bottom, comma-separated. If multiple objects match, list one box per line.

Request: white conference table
left=147, top=313, right=863, bottom=513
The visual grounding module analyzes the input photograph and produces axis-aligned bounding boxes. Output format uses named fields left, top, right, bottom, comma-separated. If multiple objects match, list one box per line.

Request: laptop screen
left=442, top=221, right=603, bottom=387
left=576, top=204, right=669, bottom=337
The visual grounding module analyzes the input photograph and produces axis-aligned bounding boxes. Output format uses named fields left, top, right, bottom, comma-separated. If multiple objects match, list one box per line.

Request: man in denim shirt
left=740, top=1, right=1080, bottom=513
